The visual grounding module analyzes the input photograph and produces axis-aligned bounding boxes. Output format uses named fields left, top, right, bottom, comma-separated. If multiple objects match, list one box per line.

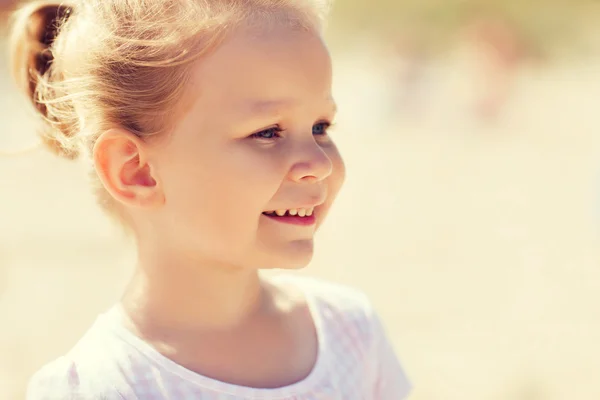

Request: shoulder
left=26, top=355, right=125, bottom=400
left=286, top=276, right=413, bottom=399
left=273, top=274, right=379, bottom=338
left=282, top=274, right=374, bottom=312
left=293, top=275, right=374, bottom=314
left=26, top=356, right=79, bottom=400
left=26, top=319, right=133, bottom=400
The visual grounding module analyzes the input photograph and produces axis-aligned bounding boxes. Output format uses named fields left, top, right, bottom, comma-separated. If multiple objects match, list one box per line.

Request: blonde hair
left=8, top=0, right=329, bottom=219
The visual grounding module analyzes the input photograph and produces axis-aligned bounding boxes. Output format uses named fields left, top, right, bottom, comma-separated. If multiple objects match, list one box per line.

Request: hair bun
left=10, top=2, right=72, bottom=103
left=9, top=1, right=78, bottom=159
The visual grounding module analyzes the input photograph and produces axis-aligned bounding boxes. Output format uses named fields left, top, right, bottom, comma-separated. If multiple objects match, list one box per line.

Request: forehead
left=186, top=23, right=333, bottom=110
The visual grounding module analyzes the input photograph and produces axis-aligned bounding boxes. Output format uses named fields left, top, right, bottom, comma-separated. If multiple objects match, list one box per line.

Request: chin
left=259, top=239, right=315, bottom=270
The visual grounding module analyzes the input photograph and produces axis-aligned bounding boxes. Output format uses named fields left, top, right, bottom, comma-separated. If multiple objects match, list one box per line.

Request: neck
left=121, top=249, right=264, bottom=334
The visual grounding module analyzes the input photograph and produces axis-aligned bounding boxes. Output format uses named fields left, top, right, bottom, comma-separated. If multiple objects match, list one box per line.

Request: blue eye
left=251, top=126, right=283, bottom=140
left=313, top=121, right=331, bottom=136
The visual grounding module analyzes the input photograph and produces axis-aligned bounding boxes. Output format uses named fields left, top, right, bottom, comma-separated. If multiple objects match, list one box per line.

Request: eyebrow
left=246, top=98, right=337, bottom=116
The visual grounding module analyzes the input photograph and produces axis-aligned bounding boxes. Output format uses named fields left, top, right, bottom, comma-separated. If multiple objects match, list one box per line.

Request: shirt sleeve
left=368, top=308, right=413, bottom=399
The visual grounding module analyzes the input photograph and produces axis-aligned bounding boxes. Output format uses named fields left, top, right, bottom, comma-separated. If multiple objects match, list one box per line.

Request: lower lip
left=263, top=213, right=316, bottom=226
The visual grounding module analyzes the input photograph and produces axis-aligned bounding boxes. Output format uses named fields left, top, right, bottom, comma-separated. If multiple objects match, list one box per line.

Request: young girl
left=10, top=0, right=412, bottom=398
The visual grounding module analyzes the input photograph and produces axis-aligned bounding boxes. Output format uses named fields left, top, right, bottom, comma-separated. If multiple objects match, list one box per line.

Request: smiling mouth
left=262, top=207, right=317, bottom=226
left=262, top=207, right=315, bottom=218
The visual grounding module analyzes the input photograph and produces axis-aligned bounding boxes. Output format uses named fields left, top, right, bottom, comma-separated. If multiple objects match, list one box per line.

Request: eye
left=251, top=126, right=283, bottom=140
left=312, top=121, right=331, bottom=136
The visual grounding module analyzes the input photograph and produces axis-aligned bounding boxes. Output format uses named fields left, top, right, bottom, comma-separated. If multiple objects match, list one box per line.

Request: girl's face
left=149, top=22, right=344, bottom=270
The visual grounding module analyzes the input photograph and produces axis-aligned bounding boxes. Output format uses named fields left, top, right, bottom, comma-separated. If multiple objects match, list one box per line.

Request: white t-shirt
left=26, top=276, right=412, bottom=399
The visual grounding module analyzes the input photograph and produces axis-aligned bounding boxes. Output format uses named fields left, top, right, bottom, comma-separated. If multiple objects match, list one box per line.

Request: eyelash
left=250, top=121, right=332, bottom=141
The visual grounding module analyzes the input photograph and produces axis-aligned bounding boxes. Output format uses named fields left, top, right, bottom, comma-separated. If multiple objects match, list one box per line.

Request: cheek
left=157, top=142, right=286, bottom=238
left=327, top=145, right=346, bottom=198
left=316, top=146, right=345, bottom=228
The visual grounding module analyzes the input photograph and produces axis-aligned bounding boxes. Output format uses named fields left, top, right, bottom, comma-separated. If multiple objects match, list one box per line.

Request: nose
left=288, top=141, right=333, bottom=183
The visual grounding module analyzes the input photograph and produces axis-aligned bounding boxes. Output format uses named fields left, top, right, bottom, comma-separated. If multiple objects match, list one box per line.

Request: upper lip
left=263, top=202, right=324, bottom=212
left=263, top=190, right=327, bottom=213
left=287, top=203, right=321, bottom=209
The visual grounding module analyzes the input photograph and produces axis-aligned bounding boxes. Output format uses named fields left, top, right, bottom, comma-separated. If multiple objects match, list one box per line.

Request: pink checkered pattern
left=26, top=276, right=412, bottom=399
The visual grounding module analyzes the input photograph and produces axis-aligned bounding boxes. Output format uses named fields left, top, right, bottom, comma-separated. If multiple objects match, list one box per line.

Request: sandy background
left=1, top=31, right=600, bottom=399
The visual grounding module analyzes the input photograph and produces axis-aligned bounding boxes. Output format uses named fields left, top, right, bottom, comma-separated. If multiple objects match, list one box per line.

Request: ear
left=93, top=129, right=165, bottom=209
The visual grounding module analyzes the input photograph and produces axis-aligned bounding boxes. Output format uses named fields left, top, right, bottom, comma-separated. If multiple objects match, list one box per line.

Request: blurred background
left=2, top=0, right=600, bottom=399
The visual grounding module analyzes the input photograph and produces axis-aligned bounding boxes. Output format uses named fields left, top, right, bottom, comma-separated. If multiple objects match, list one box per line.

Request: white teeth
left=265, top=207, right=315, bottom=217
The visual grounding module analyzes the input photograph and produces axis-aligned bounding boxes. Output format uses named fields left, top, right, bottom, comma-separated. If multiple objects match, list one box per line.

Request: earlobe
left=93, top=129, right=165, bottom=209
